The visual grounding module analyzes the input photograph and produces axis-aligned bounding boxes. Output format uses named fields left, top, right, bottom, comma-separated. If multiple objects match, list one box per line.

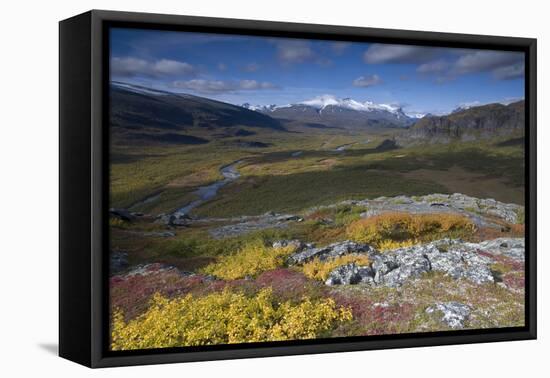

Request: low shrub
left=302, top=254, right=371, bottom=281
left=109, top=217, right=129, bottom=229
left=201, top=240, right=297, bottom=280
left=334, top=205, right=368, bottom=226
left=346, top=212, right=476, bottom=249
left=111, top=288, right=352, bottom=350
left=515, top=208, right=525, bottom=224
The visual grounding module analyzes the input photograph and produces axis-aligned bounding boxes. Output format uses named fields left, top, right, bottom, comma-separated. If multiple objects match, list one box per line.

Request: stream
left=333, top=143, right=356, bottom=152
left=173, top=160, right=242, bottom=216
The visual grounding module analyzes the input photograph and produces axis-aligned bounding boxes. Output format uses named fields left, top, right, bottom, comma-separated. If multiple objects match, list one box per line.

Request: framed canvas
left=59, top=10, right=537, bottom=368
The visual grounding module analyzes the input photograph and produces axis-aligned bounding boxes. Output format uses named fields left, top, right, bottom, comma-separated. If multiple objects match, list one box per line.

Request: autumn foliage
left=111, top=288, right=352, bottom=350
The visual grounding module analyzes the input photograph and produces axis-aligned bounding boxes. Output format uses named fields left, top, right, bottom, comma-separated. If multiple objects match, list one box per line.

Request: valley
left=108, top=82, right=526, bottom=350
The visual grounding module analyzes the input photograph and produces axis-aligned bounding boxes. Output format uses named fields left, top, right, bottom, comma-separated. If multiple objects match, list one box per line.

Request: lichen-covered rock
left=208, top=213, right=303, bottom=239
left=287, top=241, right=374, bottom=265
left=474, top=238, right=525, bottom=261
left=372, top=252, right=432, bottom=287
left=272, top=239, right=309, bottom=250
left=156, top=213, right=192, bottom=227
left=325, top=263, right=374, bottom=286
left=351, top=193, right=524, bottom=226
left=121, top=263, right=195, bottom=278
left=426, top=302, right=471, bottom=329
left=323, top=238, right=524, bottom=287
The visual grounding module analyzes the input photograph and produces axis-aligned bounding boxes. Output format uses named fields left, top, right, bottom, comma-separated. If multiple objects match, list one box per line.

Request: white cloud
left=364, top=44, right=436, bottom=64
left=331, top=42, right=351, bottom=55
left=453, top=50, right=521, bottom=75
left=274, top=40, right=314, bottom=64
left=363, top=45, right=524, bottom=82
left=111, top=57, right=195, bottom=78
left=492, top=62, right=525, bottom=80
left=172, top=79, right=277, bottom=94
left=352, top=74, right=383, bottom=87
left=417, top=59, right=450, bottom=74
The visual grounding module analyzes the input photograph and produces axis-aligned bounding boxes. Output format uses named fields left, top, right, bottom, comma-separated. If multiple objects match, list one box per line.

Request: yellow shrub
left=201, top=241, right=297, bottom=280
left=111, top=288, right=352, bottom=350
left=109, top=217, right=128, bottom=229
left=346, top=212, right=476, bottom=249
left=376, top=239, right=416, bottom=251
left=302, top=254, right=371, bottom=281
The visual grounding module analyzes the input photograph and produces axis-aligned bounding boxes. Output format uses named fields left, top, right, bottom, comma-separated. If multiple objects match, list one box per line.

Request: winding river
left=174, top=160, right=242, bottom=216
left=333, top=143, right=356, bottom=152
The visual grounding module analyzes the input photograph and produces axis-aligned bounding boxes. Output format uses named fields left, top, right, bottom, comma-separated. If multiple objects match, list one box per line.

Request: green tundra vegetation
left=109, top=109, right=526, bottom=350
left=110, top=127, right=525, bottom=216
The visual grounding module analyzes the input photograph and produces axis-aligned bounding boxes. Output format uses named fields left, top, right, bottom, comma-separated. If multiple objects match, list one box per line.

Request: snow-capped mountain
left=241, top=103, right=282, bottom=112
left=451, top=105, right=476, bottom=114
left=301, top=95, right=405, bottom=116
left=241, top=95, right=420, bottom=129
left=406, top=112, right=427, bottom=119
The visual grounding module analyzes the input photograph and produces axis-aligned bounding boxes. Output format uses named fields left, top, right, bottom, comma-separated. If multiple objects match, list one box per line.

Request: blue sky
left=110, top=28, right=525, bottom=115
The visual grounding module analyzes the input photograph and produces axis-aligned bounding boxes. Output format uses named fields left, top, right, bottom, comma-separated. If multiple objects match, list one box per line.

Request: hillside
left=406, top=100, right=525, bottom=143
left=110, top=82, right=285, bottom=145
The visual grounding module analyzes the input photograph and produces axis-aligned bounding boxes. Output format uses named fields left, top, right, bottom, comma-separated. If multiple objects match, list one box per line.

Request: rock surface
left=156, top=213, right=192, bottom=227
left=324, top=238, right=524, bottom=287
left=121, top=263, right=195, bottom=278
left=287, top=241, right=374, bottom=265
left=476, top=238, right=525, bottom=261
left=426, top=302, right=471, bottom=329
left=405, top=100, right=524, bottom=144
left=109, top=208, right=136, bottom=222
left=354, top=193, right=523, bottom=226
left=208, top=213, right=303, bottom=239
left=110, top=250, right=129, bottom=274
left=325, top=263, right=375, bottom=286
left=272, top=239, right=309, bottom=250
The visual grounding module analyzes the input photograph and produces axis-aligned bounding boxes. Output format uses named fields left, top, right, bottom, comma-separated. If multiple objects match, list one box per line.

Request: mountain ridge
left=404, top=100, right=525, bottom=143
left=109, top=82, right=286, bottom=145
left=242, top=95, right=418, bottom=129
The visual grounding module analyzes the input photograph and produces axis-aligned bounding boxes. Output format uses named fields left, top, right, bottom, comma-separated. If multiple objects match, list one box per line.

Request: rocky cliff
left=405, top=101, right=524, bottom=143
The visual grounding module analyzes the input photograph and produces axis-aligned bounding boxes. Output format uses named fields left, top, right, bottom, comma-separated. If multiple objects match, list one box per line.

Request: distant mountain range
left=110, top=82, right=525, bottom=146
left=406, top=100, right=525, bottom=143
left=242, top=95, right=419, bottom=129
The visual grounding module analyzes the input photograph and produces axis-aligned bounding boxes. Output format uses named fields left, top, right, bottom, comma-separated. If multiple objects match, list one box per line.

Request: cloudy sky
left=110, top=28, right=525, bottom=115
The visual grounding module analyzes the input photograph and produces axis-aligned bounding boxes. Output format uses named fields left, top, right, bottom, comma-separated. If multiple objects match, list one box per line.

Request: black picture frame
left=59, top=9, right=537, bottom=368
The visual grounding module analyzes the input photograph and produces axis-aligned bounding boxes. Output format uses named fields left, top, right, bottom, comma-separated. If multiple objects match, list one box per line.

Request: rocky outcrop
left=476, top=238, right=525, bottom=261
left=323, top=238, right=523, bottom=287
left=110, top=250, right=129, bottom=274
left=121, top=263, right=196, bottom=278
left=426, top=302, right=471, bottom=329
left=316, top=193, right=523, bottom=226
left=208, top=213, right=303, bottom=239
left=156, top=213, right=192, bottom=227
left=272, top=239, right=309, bottom=250
left=325, top=263, right=375, bottom=286
left=109, top=208, right=137, bottom=222
left=405, top=100, right=524, bottom=143
left=287, top=241, right=374, bottom=265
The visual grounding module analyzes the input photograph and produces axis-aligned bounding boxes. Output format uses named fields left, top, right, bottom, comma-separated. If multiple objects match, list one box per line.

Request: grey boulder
left=426, top=302, right=471, bottom=329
